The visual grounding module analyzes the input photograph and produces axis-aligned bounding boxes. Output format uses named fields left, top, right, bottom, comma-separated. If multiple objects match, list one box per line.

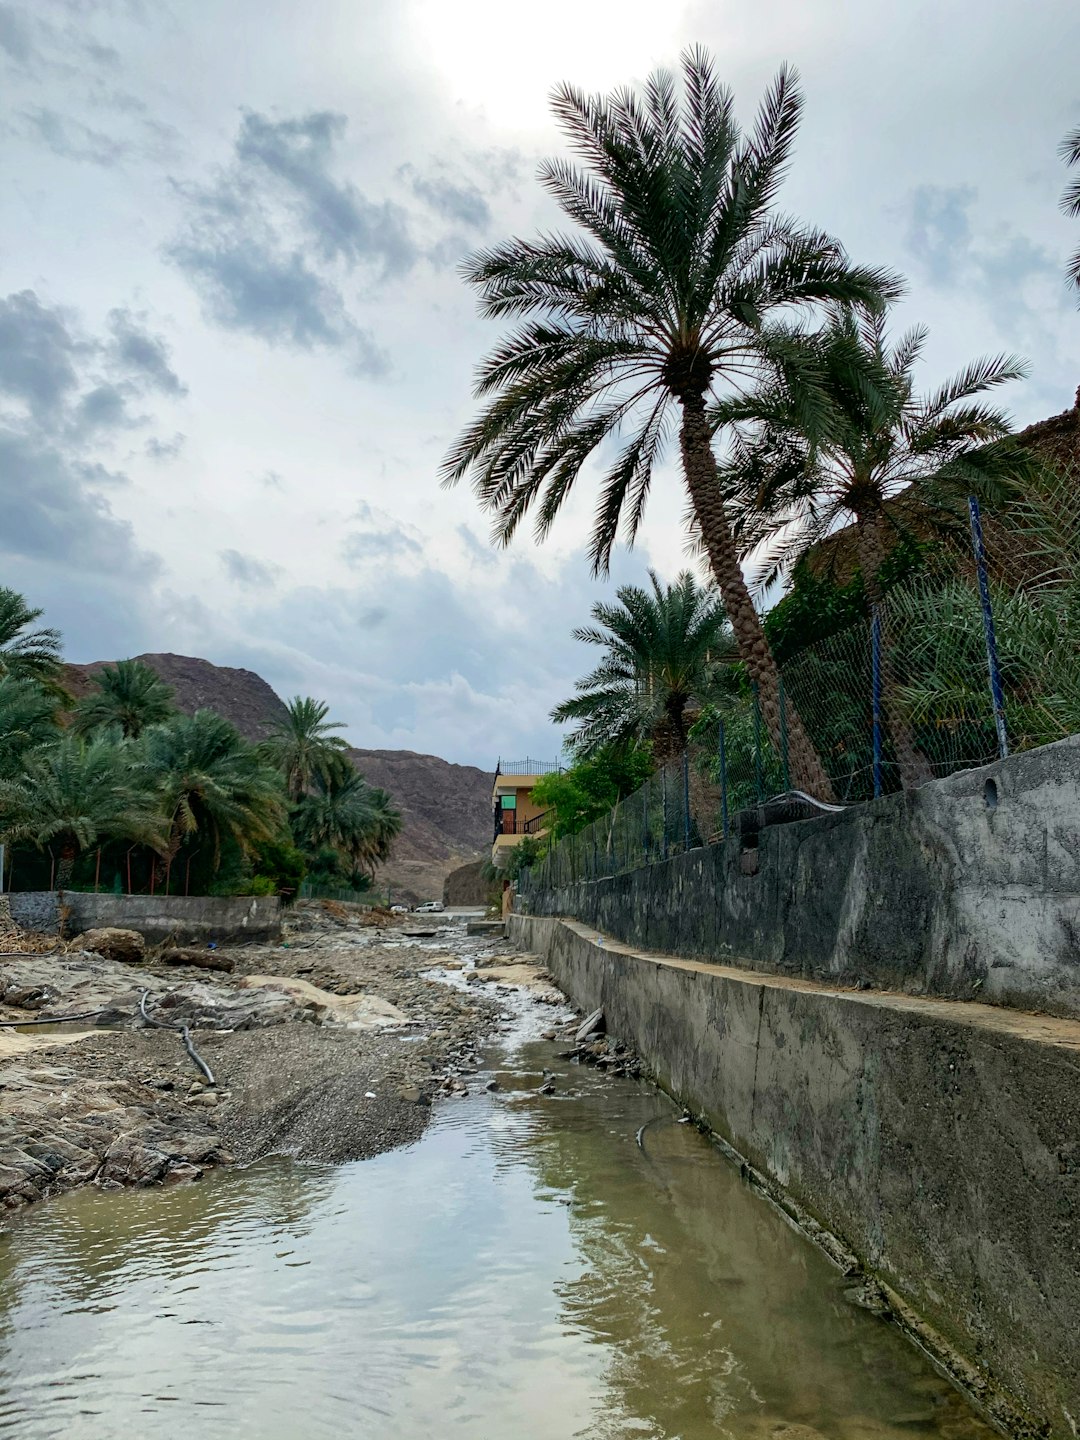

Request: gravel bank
left=0, top=902, right=564, bottom=1216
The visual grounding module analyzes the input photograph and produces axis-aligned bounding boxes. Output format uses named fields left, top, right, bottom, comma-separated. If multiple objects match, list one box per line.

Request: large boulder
left=160, top=946, right=234, bottom=973
left=75, top=927, right=145, bottom=965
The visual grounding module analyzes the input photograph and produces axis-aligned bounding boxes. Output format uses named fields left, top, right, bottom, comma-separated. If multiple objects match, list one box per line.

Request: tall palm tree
left=261, top=696, right=351, bottom=803
left=1061, top=125, right=1080, bottom=300
left=0, top=588, right=63, bottom=684
left=443, top=49, right=899, bottom=798
left=552, top=570, right=733, bottom=762
left=291, top=770, right=401, bottom=875
left=144, top=709, right=286, bottom=869
left=0, top=733, right=165, bottom=887
left=72, top=658, right=175, bottom=739
left=0, top=676, right=61, bottom=778
left=718, top=306, right=1030, bottom=786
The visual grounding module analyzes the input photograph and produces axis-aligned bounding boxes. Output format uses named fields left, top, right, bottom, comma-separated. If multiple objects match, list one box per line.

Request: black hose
left=0, top=1007, right=114, bottom=1027
left=138, top=989, right=216, bottom=1086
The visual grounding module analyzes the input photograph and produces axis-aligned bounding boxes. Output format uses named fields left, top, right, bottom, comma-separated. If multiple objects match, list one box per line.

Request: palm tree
left=718, top=306, right=1030, bottom=785
left=144, top=710, right=286, bottom=870
left=0, top=733, right=165, bottom=887
left=0, top=675, right=61, bottom=778
left=552, top=570, right=733, bottom=762
left=1061, top=125, right=1080, bottom=299
left=443, top=49, right=899, bottom=798
left=0, top=588, right=63, bottom=684
left=291, top=770, right=401, bottom=876
left=72, top=658, right=175, bottom=739
left=261, top=697, right=351, bottom=802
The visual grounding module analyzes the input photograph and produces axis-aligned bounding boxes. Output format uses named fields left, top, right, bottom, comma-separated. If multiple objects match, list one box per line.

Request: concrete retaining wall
left=524, top=736, right=1080, bottom=1019
left=513, top=913, right=1080, bottom=1438
left=8, top=892, right=282, bottom=945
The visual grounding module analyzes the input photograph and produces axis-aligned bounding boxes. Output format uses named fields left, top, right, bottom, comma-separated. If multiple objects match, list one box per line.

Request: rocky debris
left=575, top=1008, right=605, bottom=1044
left=236, top=974, right=409, bottom=1030
left=0, top=1052, right=231, bottom=1209
left=0, top=896, right=56, bottom=955
left=160, top=945, right=235, bottom=972
left=75, top=927, right=146, bottom=965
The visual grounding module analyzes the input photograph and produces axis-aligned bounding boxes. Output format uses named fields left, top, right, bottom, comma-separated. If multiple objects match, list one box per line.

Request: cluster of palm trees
left=0, top=591, right=399, bottom=896
left=446, top=49, right=1070, bottom=799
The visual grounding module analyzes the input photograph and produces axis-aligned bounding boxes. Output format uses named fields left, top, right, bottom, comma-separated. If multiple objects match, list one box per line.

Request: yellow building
left=491, top=759, right=558, bottom=865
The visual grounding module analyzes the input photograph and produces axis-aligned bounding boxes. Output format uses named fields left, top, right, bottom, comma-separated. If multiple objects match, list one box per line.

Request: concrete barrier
left=8, top=892, right=282, bottom=945
left=512, top=913, right=1080, bottom=1438
left=523, top=735, right=1080, bottom=1019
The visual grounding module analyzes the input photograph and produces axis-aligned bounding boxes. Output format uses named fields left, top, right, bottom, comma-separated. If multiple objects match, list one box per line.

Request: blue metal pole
left=682, top=750, right=691, bottom=850
left=968, top=495, right=1009, bottom=760
left=871, top=606, right=883, bottom=799
left=718, top=717, right=730, bottom=841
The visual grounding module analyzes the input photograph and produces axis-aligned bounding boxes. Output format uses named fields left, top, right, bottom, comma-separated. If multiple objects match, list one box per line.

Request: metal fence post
left=718, top=717, right=730, bottom=841
left=778, top=677, right=791, bottom=792
left=968, top=495, right=1009, bottom=760
left=643, top=779, right=649, bottom=865
left=682, top=750, right=691, bottom=850
left=752, top=684, right=764, bottom=805
left=661, top=765, right=669, bottom=860
left=871, top=607, right=883, bottom=799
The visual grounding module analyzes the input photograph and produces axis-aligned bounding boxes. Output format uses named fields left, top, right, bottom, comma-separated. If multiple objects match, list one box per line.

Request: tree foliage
left=531, top=746, right=654, bottom=839
left=552, top=570, right=734, bottom=761
left=261, top=696, right=351, bottom=802
left=72, top=659, right=176, bottom=739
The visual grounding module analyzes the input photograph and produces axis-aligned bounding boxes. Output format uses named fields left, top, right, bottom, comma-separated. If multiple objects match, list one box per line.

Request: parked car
left=414, top=900, right=444, bottom=913
left=389, top=904, right=408, bottom=914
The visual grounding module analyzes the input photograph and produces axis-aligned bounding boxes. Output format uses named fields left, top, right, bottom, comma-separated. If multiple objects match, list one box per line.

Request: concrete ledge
left=523, top=735, right=1080, bottom=1019
left=9, top=892, right=282, bottom=945
left=511, top=913, right=1080, bottom=1439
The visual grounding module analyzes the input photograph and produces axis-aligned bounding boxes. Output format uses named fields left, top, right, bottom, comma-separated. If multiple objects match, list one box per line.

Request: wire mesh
left=521, top=465, right=1080, bottom=894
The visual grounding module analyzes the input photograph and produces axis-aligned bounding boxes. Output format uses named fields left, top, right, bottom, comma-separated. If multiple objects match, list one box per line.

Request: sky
left=1, top=0, right=1078, bottom=768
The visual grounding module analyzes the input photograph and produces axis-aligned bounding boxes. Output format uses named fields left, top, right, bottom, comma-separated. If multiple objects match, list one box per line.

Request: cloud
left=106, top=308, right=185, bottom=394
left=402, top=162, right=491, bottom=230
left=905, top=184, right=1061, bottom=333
left=0, top=290, right=82, bottom=416
left=341, top=504, right=424, bottom=567
left=0, top=3, right=34, bottom=63
left=20, top=106, right=129, bottom=165
left=220, top=548, right=283, bottom=589
left=258, top=469, right=285, bottom=490
left=0, top=430, right=158, bottom=577
left=165, top=108, right=417, bottom=370
left=144, top=431, right=185, bottom=460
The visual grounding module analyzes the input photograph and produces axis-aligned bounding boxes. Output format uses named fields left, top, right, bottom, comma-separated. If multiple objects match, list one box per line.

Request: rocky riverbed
left=0, top=902, right=573, bottom=1214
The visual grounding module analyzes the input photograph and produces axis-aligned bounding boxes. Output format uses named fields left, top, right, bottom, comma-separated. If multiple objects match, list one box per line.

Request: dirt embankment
left=0, top=903, right=563, bottom=1215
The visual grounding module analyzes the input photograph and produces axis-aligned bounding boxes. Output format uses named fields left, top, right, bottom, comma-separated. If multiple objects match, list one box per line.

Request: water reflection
left=0, top=1040, right=995, bottom=1440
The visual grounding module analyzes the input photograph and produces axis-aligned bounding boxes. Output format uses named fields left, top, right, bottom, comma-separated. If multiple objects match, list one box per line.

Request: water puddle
left=0, top=967, right=998, bottom=1438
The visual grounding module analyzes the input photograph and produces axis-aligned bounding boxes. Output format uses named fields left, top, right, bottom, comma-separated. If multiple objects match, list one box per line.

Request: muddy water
left=0, top=1035, right=995, bottom=1440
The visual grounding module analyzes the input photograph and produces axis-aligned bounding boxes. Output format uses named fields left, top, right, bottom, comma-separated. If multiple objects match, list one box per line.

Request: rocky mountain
left=64, top=653, right=493, bottom=903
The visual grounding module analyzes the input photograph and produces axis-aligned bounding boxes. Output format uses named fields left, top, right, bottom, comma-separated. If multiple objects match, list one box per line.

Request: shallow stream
left=0, top=997, right=996, bottom=1438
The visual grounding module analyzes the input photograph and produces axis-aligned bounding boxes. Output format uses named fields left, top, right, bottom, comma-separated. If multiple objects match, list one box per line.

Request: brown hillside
left=65, top=654, right=494, bottom=904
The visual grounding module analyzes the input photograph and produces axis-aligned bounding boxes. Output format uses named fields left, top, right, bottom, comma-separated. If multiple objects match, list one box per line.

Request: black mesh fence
left=523, top=469, right=1080, bottom=894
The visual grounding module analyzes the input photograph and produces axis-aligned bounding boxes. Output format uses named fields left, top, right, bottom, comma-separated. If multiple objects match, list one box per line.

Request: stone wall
left=523, top=736, right=1080, bottom=1019
left=9, top=892, right=281, bottom=945
left=442, top=857, right=494, bottom=907
left=513, top=914, right=1080, bottom=1438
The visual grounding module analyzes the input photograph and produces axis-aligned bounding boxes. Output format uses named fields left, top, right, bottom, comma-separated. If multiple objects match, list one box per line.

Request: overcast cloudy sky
left=2, top=0, right=1078, bottom=767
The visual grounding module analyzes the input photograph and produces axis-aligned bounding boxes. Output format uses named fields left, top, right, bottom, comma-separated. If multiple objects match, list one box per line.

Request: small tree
left=0, top=588, right=63, bottom=685
left=72, top=659, right=176, bottom=739
left=261, top=697, right=351, bottom=802
left=0, top=733, right=165, bottom=888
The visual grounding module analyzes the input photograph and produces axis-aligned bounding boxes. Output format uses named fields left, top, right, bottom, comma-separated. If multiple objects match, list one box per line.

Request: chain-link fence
left=524, top=470, right=1080, bottom=893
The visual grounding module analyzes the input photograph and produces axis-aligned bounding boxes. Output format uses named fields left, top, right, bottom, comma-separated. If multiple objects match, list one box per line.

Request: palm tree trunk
left=679, top=396, right=836, bottom=801
left=856, top=517, right=933, bottom=790
left=56, top=841, right=76, bottom=891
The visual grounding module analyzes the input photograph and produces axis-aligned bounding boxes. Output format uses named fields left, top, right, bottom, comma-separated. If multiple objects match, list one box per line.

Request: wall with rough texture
left=442, top=858, right=493, bottom=907
left=9, top=893, right=281, bottom=944
left=523, top=737, right=1080, bottom=1018
left=513, top=914, right=1080, bottom=1439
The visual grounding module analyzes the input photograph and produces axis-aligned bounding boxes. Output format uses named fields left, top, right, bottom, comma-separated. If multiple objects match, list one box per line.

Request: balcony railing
left=494, top=758, right=562, bottom=778
left=493, top=808, right=554, bottom=840
left=522, top=809, right=553, bottom=835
